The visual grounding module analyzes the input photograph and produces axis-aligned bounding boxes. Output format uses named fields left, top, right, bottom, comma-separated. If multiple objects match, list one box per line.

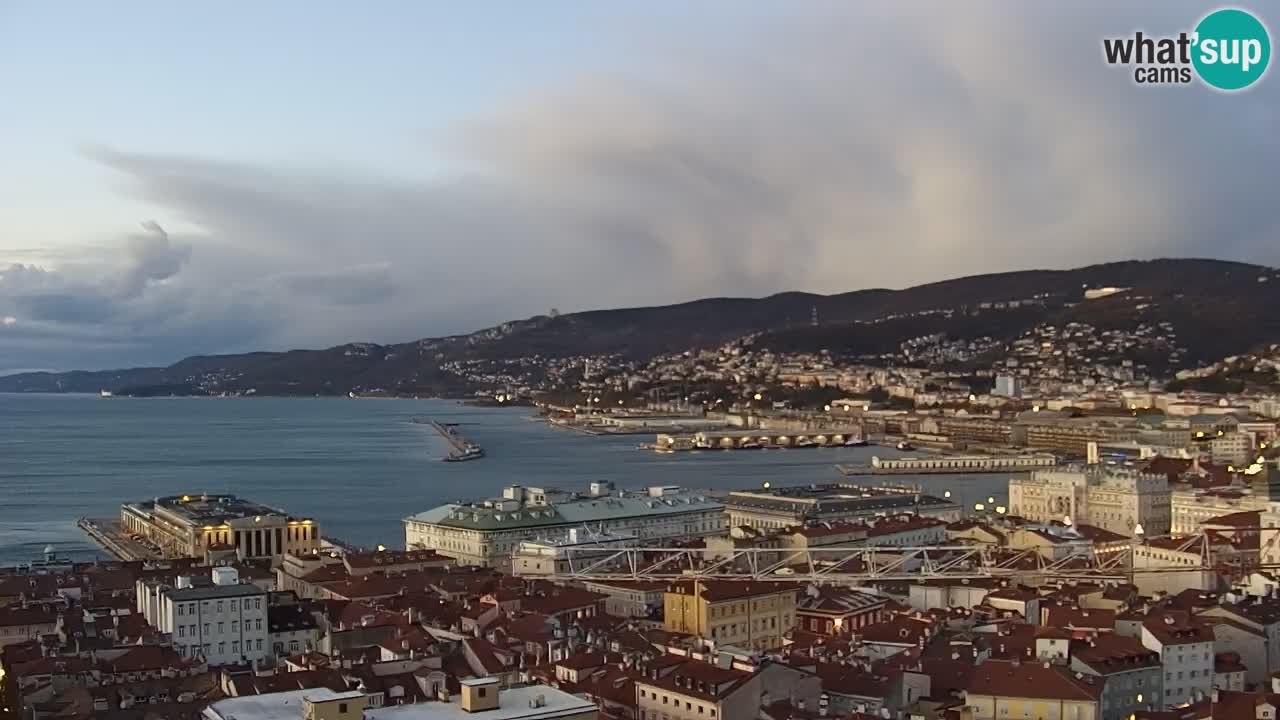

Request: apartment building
left=635, top=660, right=761, bottom=720
left=964, top=659, right=1103, bottom=720
left=136, top=566, right=270, bottom=666
left=1139, top=611, right=1214, bottom=708
left=1070, top=634, right=1162, bottom=720
left=663, top=581, right=797, bottom=652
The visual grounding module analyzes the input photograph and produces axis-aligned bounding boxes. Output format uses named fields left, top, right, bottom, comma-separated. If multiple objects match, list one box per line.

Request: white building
left=137, top=567, right=270, bottom=666
left=1139, top=613, right=1214, bottom=708
left=1008, top=467, right=1170, bottom=537
left=405, top=485, right=723, bottom=570
left=994, top=374, right=1022, bottom=398
left=201, top=676, right=598, bottom=720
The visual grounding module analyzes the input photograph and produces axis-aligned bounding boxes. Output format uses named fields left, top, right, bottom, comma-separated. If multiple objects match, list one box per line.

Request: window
left=255, top=618, right=262, bottom=631
left=204, top=624, right=210, bottom=635
left=255, top=598, right=262, bottom=610
left=663, top=697, right=669, bottom=705
left=232, top=621, right=239, bottom=632
left=178, top=626, right=185, bottom=638
left=217, top=601, right=223, bottom=612
left=232, top=641, right=239, bottom=653
left=339, top=704, right=348, bottom=713
left=218, top=622, right=225, bottom=634
left=256, top=639, right=263, bottom=650
left=178, top=605, right=185, bottom=616
left=478, top=688, right=487, bottom=698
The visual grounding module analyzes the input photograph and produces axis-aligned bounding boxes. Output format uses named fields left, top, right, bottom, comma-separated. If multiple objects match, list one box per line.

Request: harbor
left=651, top=428, right=868, bottom=452
left=836, top=453, right=1057, bottom=476
left=76, top=517, right=161, bottom=561
left=415, top=417, right=486, bottom=461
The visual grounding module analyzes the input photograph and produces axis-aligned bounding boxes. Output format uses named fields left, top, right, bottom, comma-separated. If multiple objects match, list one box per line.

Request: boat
left=99, top=390, right=113, bottom=398
left=896, top=441, right=915, bottom=451
left=739, top=441, right=763, bottom=450
left=844, top=437, right=869, bottom=447
left=795, top=439, right=815, bottom=448
left=444, top=445, right=486, bottom=462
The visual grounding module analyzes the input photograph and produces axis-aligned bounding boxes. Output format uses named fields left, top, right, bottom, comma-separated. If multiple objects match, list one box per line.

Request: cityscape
left=4, top=3, right=1280, bottom=720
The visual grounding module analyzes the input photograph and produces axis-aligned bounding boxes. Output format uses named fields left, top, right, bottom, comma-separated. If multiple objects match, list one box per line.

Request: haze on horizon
left=2, top=1, right=1278, bottom=374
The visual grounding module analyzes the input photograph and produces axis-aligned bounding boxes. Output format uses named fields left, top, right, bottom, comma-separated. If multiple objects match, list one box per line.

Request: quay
left=836, top=453, right=1057, bottom=476
left=654, top=428, right=867, bottom=452
left=414, top=417, right=485, bottom=461
left=77, top=517, right=161, bottom=561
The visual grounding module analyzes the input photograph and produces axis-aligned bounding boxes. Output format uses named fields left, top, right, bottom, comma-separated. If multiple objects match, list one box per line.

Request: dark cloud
left=3, top=1, right=1279, bottom=373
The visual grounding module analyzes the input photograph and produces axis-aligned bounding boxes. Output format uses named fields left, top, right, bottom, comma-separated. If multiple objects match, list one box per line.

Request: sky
left=1, top=1, right=1278, bottom=374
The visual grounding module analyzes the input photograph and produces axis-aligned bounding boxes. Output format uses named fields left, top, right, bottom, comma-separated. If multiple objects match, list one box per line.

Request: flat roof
left=407, top=494, right=722, bottom=531
left=129, top=494, right=297, bottom=526
left=168, top=583, right=266, bottom=602
left=204, top=684, right=597, bottom=720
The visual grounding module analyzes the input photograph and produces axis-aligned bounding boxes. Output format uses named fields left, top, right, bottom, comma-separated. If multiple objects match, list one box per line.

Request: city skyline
left=2, top=1, right=1278, bottom=374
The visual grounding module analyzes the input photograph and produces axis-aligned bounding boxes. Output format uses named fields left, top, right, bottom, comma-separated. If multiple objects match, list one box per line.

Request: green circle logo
left=1192, top=8, right=1271, bottom=91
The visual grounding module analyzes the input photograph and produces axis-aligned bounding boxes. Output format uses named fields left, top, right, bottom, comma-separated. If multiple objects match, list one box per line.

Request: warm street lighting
left=974, top=503, right=985, bottom=511
left=753, top=393, right=763, bottom=401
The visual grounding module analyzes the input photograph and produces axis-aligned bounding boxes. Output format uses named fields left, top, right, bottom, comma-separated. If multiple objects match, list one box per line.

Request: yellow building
left=121, top=494, right=320, bottom=565
left=964, top=659, right=1101, bottom=720
left=663, top=581, right=797, bottom=652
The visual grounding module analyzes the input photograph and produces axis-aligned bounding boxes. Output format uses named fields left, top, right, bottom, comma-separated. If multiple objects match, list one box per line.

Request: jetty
left=77, top=517, right=161, bottom=561
left=414, top=417, right=486, bottom=462
left=836, top=453, right=1056, bottom=476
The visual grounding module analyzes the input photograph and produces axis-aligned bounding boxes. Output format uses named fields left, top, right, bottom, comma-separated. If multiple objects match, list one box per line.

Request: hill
left=3, top=258, right=1278, bottom=395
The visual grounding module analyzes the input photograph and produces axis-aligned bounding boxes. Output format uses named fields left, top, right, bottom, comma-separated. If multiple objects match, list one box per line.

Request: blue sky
left=1, top=1, right=677, bottom=247
left=1, top=2, right=1278, bottom=373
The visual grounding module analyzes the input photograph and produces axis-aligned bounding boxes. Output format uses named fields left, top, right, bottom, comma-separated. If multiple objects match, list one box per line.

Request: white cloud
left=3, top=1, right=1278, bottom=373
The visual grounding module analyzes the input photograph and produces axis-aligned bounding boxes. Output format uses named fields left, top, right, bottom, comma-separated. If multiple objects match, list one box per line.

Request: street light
left=944, top=490, right=952, bottom=498
left=974, top=503, right=985, bottom=511
left=753, top=393, right=763, bottom=401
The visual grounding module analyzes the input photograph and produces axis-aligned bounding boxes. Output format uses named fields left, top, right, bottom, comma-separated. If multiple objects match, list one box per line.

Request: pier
left=77, top=517, right=161, bottom=561
left=654, top=428, right=866, bottom=452
left=414, top=418, right=485, bottom=461
left=836, top=453, right=1056, bottom=476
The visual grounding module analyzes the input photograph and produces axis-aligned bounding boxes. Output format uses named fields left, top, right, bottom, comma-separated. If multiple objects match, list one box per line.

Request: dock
left=836, top=453, right=1056, bottom=476
left=653, top=428, right=867, bottom=452
left=414, top=417, right=485, bottom=461
left=77, top=517, right=161, bottom=561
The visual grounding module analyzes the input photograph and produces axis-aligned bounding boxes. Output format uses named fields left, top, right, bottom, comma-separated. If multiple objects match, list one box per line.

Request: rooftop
left=407, top=493, right=721, bottom=531
left=204, top=683, right=597, bottom=720
left=131, top=494, right=304, bottom=526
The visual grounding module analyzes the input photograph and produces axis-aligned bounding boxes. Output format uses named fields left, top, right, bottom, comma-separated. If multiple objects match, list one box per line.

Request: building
left=1139, top=611, right=1214, bottom=708
left=1008, top=467, right=1170, bottom=537
left=580, top=580, right=665, bottom=618
left=795, top=586, right=887, bottom=636
left=1070, top=634, right=1163, bottom=720
left=202, top=677, right=598, bottom=720
left=635, top=659, right=762, bottom=720
left=964, top=658, right=1103, bottom=720
left=0, top=606, right=57, bottom=649
left=663, top=581, right=797, bottom=652
left=722, top=485, right=961, bottom=530
left=994, top=375, right=1022, bottom=399
left=937, top=417, right=1014, bottom=445
left=511, top=530, right=636, bottom=577
left=404, top=485, right=723, bottom=570
left=136, top=566, right=270, bottom=666
left=121, top=494, right=320, bottom=565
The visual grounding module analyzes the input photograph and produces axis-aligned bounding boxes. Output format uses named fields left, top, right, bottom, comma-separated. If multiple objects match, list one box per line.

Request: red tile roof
left=967, top=659, right=1103, bottom=701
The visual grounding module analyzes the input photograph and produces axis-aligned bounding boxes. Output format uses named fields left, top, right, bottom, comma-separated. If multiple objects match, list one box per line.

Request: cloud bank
left=2, top=1, right=1278, bottom=373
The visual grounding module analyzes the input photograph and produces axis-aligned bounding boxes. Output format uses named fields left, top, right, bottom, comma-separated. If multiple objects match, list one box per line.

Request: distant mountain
left=4, top=258, right=1278, bottom=395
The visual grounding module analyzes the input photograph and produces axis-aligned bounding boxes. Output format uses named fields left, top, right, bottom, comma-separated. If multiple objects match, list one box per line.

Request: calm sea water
left=0, top=394, right=1009, bottom=565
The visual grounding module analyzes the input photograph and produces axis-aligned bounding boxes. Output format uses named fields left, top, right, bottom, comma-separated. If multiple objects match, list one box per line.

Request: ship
left=843, top=436, right=869, bottom=447
left=896, top=441, right=915, bottom=451
left=99, top=390, right=113, bottom=398
left=739, top=441, right=763, bottom=450
left=444, top=445, right=486, bottom=462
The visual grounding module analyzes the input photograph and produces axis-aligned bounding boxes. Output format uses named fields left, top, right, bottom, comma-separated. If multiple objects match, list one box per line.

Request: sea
left=0, top=394, right=1010, bottom=566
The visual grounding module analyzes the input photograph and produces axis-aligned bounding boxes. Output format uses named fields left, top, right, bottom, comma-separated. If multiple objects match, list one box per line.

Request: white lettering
left=1200, top=38, right=1219, bottom=64
left=1242, top=39, right=1262, bottom=72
